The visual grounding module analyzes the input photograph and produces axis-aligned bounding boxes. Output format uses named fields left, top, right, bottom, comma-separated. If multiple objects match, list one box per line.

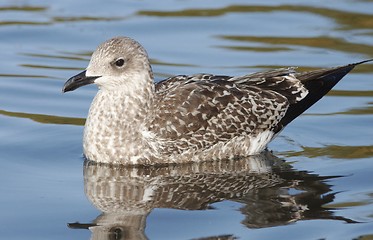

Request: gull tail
left=275, top=59, right=373, bottom=133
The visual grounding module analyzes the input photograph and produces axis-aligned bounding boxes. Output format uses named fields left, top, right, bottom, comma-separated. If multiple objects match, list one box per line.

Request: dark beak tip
left=61, top=86, right=68, bottom=93
left=62, top=70, right=99, bottom=93
left=62, top=77, right=75, bottom=93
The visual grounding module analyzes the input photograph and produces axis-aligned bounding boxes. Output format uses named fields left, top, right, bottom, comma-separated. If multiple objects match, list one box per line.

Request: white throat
left=82, top=72, right=156, bottom=164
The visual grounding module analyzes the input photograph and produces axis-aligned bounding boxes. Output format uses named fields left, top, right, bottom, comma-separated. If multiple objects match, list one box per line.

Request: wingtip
left=277, top=58, right=372, bottom=131
left=349, top=58, right=373, bottom=67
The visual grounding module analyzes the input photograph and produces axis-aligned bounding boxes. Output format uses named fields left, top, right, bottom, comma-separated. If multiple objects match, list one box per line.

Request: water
left=0, top=0, right=372, bottom=239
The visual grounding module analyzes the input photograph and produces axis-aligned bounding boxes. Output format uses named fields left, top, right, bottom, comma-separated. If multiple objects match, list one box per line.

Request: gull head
left=62, top=37, right=152, bottom=93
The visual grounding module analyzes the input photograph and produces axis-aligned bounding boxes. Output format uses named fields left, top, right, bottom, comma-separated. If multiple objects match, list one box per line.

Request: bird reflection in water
left=68, top=151, right=356, bottom=239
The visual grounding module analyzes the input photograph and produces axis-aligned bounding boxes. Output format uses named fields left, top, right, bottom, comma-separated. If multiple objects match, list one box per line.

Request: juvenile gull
left=63, top=36, right=372, bottom=165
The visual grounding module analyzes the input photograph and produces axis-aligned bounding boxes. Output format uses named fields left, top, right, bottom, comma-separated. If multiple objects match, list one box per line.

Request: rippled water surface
left=1, top=1, right=373, bottom=239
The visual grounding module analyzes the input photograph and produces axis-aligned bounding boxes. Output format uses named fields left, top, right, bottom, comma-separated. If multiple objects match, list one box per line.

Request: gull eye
left=114, top=58, right=125, bottom=67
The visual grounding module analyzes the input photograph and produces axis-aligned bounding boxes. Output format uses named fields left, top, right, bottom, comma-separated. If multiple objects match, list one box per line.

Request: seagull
left=63, top=36, right=372, bottom=165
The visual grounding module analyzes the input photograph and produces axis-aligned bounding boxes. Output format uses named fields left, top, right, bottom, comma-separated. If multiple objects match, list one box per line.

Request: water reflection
left=286, top=145, right=373, bottom=159
left=0, top=5, right=121, bottom=26
left=138, top=5, right=373, bottom=30
left=218, top=35, right=373, bottom=59
left=0, top=109, right=85, bottom=126
left=69, top=152, right=355, bottom=239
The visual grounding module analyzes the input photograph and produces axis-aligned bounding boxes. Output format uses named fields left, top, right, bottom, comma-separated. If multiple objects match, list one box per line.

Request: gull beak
left=62, top=70, right=101, bottom=93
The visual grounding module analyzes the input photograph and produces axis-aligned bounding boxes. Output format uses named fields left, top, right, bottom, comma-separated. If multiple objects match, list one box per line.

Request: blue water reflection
left=70, top=153, right=354, bottom=239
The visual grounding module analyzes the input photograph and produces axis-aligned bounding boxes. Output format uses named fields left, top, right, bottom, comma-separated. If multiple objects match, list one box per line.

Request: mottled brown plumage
left=62, top=36, right=372, bottom=165
left=71, top=154, right=354, bottom=239
left=150, top=71, right=303, bottom=155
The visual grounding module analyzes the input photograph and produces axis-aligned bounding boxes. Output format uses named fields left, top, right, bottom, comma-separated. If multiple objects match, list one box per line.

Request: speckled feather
left=63, top=37, right=372, bottom=165
left=151, top=71, right=306, bottom=157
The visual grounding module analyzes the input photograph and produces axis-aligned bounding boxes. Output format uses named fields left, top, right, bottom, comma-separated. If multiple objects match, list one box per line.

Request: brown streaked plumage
left=62, top=36, right=372, bottom=165
left=70, top=155, right=355, bottom=239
